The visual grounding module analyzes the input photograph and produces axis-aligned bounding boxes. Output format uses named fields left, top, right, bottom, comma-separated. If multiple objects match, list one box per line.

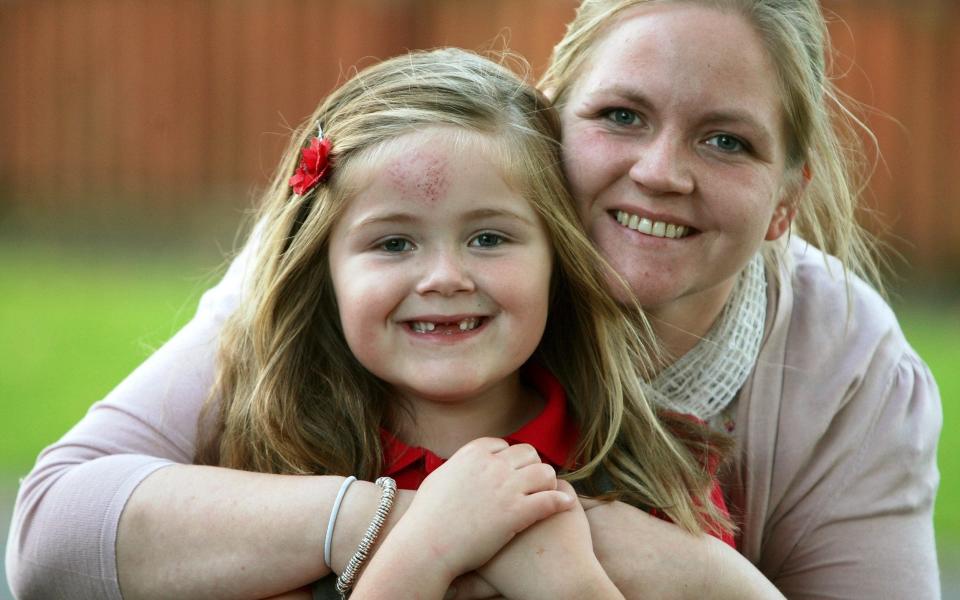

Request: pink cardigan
left=728, top=239, right=940, bottom=598
left=5, top=237, right=941, bottom=599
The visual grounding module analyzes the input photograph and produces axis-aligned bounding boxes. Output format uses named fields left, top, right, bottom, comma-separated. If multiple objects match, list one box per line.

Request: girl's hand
left=477, top=480, right=623, bottom=600
left=351, top=437, right=572, bottom=598
left=408, top=437, right=573, bottom=577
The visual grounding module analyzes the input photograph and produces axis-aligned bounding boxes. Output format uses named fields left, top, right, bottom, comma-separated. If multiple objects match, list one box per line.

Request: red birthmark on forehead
left=386, top=150, right=450, bottom=204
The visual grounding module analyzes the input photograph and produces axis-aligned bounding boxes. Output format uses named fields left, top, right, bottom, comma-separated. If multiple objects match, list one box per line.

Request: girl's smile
left=403, top=315, right=489, bottom=337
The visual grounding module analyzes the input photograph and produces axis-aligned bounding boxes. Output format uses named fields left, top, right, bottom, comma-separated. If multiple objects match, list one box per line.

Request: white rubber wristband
left=324, top=476, right=357, bottom=569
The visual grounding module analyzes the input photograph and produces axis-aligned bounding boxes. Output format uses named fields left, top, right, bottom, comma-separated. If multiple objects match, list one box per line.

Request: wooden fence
left=1, top=0, right=958, bottom=273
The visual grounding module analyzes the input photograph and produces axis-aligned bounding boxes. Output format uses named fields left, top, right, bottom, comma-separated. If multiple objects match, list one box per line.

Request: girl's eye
left=705, top=134, right=747, bottom=153
left=605, top=108, right=640, bottom=126
left=380, top=238, right=413, bottom=253
left=469, top=232, right=505, bottom=248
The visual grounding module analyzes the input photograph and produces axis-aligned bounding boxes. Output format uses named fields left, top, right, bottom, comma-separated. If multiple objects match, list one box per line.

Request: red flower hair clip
left=289, top=123, right=333, bottom=196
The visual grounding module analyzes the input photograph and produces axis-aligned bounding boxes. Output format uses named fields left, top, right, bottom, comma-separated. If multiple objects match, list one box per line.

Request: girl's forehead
left=382, top=143, right=450, bottom=205
left=347, top=129, right=524, bottom=203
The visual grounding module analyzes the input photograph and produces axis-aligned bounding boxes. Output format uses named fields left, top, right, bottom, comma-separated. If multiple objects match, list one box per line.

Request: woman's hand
left=477, top=480, right=623, bottom=600
left=351, top=438, right=572, bottom=598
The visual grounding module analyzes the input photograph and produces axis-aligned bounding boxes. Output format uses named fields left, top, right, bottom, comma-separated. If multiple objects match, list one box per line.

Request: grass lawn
left=1, top=241, right=957, bottom=545
left=0, top=242, right=222, bottom=473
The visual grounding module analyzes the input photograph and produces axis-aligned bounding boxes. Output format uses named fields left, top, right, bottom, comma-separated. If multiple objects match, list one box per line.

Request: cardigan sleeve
left=731, top=241, right=943, bottom=599
left=768, top=351, right=941, bottom=599
left=739, top=240, right=944, bottom=598
left=4, top=243, right=250, bottom=600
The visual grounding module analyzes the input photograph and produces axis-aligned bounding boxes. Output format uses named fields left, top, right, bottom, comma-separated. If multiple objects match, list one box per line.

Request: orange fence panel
left=0, top=0, right=957, bottom=273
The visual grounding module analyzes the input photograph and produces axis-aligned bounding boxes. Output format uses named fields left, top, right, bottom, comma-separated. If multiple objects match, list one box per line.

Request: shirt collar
left=503, top=363, right=577, bottom=467
left=381, top=363, right=579, bottom=479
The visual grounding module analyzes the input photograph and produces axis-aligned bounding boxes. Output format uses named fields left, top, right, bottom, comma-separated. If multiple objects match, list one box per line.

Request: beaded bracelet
left=335, top=476, right=397, bottom=596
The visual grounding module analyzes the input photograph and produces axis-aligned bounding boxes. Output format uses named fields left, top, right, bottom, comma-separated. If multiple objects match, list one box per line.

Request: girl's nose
left=415, top=250, right=476, bottom=296
left=628, top=132, right=695, bottom=196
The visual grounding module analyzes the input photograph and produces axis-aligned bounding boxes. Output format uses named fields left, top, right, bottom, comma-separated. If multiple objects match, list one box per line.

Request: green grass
left=1, top=242, right=957, bottom=545
left=0, top=243, right=222, bottom=473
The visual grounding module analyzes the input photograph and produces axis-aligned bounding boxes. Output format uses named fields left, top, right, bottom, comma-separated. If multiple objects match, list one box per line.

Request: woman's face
left=559, top=3, right=797, bottom=323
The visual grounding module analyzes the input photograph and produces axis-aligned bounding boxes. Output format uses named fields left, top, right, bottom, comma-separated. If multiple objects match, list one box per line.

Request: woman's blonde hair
left=542, top=0, right=886, bottom=294
left=198, top=47, right=730, bottom=536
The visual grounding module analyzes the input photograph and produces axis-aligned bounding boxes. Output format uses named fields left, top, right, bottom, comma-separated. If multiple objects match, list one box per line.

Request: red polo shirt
left=379, top=363, right=578, bottom=490
left=378, top=363, right=735, bottom=548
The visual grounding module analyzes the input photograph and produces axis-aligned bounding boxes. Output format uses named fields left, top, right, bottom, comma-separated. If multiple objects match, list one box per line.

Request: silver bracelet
left=324, top=475, right=357, bottom=569
left=335, top=476, right=397, bottom=597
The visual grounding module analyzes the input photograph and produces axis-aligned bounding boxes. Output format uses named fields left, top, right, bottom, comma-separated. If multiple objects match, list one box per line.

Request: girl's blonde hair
left=542, top=0, right=885, bottom=294
left=198, top=48, right=730, bottom=536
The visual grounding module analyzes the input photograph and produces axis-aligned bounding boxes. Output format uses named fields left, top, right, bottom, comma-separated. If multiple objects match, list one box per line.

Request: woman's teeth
left=615, top=210, right=689, bottom=239
left=410, top=318, right=481, bottom=333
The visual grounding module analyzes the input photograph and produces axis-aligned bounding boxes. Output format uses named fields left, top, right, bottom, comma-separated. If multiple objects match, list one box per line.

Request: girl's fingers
left=517, top=489, right=576, bottom=527
left=554, top=479, right=577, bottom=497
left=496, top=442, right=542, bottom=468
left=465, top=437, right=510, bottom=454
left=554, top=479, right=583, bottom=513
left=517, top=462, right=558, bottom=493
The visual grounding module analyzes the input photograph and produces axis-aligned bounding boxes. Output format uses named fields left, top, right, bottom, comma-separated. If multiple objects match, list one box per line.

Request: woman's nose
left=415, top=249, right=476, bottom=296
left=628, top=132, right=695, bottom=195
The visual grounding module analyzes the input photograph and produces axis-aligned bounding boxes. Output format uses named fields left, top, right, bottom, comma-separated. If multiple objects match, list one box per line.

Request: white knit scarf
left=642, top=253, right=767, bottom=421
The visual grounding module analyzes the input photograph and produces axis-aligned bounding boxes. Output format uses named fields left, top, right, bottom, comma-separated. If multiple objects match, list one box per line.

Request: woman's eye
left=470, top=232, right=505, bottom=248
left=380, top=238, right=413, bottom=253
left=605, top=108, right=640, bottom=126
left=705, top=134, right=747, bottom=153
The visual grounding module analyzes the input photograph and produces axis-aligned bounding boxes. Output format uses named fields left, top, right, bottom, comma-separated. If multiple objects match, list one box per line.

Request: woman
left=540, top=2, right=941, bottom=598
left=6, top=1, right=940, bottom=599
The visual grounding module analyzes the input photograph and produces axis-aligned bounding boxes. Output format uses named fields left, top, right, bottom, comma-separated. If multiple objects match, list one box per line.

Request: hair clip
left=289, top=122, right=333, bottom=196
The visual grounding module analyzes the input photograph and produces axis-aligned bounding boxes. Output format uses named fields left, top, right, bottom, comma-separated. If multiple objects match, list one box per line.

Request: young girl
left=197, top=48, right=735, bottom=598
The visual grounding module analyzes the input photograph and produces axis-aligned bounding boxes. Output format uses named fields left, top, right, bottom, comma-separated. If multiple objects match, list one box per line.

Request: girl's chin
left=392, top=381, right=490, bottom=405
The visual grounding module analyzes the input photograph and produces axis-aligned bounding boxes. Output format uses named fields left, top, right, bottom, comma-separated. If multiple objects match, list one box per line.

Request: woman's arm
left=7, top=245, right=247, bottom=599
left=584, top=500, right=784, bottom=600
left=4, top=241, right=416, bottom=600
left=117, top=467, right=412, bottom=600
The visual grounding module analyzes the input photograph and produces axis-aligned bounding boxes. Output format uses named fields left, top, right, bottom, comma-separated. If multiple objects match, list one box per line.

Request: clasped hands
left=357, top=437, right=623, bottom=600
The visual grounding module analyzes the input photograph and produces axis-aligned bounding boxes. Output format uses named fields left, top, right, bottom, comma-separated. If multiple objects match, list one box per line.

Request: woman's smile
left=611, top=209, right=694, bottom=239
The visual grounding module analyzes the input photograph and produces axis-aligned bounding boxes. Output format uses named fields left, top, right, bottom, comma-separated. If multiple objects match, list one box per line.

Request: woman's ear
left=764, top=203, right=797, bottom=241
left=765, top=163, right=808, bottom=241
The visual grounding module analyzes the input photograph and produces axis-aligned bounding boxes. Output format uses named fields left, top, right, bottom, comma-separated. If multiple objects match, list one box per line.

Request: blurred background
left=1, top=0, right=957, bottom=596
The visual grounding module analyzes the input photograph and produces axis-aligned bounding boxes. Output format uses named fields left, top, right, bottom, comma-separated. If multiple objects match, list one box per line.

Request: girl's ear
left=765, top=163, right=808, bottom=241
